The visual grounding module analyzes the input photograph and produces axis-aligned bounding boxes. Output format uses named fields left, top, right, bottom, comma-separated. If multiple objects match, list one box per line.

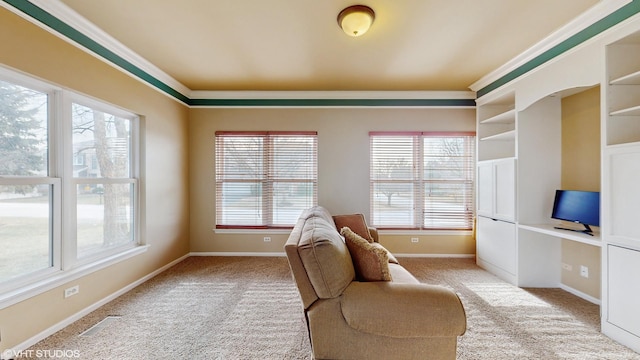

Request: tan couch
left=284, top=206, right=467, bottom=360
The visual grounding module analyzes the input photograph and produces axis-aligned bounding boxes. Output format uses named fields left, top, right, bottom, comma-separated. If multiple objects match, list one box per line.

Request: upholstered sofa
left=284, top=206, right=467, bottom=360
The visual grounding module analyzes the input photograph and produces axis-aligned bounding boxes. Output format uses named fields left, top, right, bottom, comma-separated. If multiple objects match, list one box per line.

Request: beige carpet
left=22, top=257, right=640, bottom=360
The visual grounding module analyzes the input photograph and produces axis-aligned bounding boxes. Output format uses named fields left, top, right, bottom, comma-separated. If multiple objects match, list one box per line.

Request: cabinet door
left=477, top=161, right=494, bottom=217
left=494, top=158, right=516, bottom=221
left=607, top=245, right=640, bottom=337
left=607, top=145, right=640, bottom=243
left=477, top=216, right=517, bottom=275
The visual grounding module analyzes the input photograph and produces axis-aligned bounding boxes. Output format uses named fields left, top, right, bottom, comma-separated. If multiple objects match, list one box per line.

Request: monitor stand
left=554, top=223, right=594, bottom=236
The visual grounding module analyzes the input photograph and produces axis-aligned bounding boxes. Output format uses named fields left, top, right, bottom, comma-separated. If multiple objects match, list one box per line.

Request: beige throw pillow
left=333, top=214, right=374, bottom=242
left=371, top=242, right=399, bottom=264
left=340, top=227, right=391, bottom=282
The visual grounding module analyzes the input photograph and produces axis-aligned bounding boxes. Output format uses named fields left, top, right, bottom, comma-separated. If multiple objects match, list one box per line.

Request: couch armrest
left=341, top=281, right=466, bottom=338
left=368, top=227, right=379, bottom=243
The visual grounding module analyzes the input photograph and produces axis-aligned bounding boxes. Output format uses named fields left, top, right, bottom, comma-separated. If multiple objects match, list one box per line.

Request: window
left=71, top=100, right=138, bottom=262
left=0, top=76, right=55, bottom=285
left=215, top=131, right=317, bottom=229
left=370, top=132, right=475, bottom=230
left=0, top=67, right=141, bottom=305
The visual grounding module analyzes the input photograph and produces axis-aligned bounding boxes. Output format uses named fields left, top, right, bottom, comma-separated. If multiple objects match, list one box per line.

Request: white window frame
left=215, top=131, right=318, bottom=230
left=65, top=94, right=141, bottom=268
left=369, top=131, right=476, bottom=231
left=0, top=65, right=146, bottom=309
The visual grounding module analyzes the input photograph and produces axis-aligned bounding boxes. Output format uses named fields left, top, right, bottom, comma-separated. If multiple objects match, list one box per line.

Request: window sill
left=0, top=245, right=149, bottom=310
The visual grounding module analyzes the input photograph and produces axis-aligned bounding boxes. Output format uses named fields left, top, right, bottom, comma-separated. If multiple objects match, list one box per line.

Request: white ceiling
left=55, top=0, right=602, bottom=92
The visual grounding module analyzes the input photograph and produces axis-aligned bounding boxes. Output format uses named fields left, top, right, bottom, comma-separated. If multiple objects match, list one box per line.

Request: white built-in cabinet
left=476, top=158, right=517, bottom=281
left=475, top=93, right=519, bottom=283
left=477, top=158, right=516, bottom=222
left=476, top=93, right=568, bottom=288
left=601, top=31, right=640, bottom=353
left=475, top=18, right=640, bottom=352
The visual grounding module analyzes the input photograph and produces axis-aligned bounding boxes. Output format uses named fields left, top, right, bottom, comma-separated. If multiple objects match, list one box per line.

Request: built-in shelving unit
left=476, top=94, right=566, bottom=289
left=474, top=11, right=640, bottom=355
left=477, top=93, right=516, bottom=161
left=602, top=30, right=640, bottom=353
left=606, top=33, right=640, bottom=146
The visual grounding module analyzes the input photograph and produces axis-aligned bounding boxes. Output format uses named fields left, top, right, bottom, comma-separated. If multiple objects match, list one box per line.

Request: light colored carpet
left=23, top=257, right=640, bottom=359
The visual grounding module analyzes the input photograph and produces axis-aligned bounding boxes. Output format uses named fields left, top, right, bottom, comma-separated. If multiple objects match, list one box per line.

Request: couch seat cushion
left=387, top=263, right=419, bottom=284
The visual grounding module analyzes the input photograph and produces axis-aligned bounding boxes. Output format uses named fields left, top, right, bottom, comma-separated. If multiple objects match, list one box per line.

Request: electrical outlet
left=562, top=263, right=572, bottom=271
left=263, top=236, right=271, bottom=242
left=580, top=265, right=589, bottom=278
left=411, top=237, right=419, bottom=243
left=64, top=285, right=80, bottom=298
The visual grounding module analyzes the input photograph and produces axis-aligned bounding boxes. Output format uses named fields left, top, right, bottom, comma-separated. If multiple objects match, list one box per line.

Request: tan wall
left=189, top=107, right=476, bottom=254
left=560, top=86, right=601, bottom=299
left=0, top=8, right=190, bottom=351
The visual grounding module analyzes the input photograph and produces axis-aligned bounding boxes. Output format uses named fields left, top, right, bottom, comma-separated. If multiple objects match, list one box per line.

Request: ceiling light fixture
left=337, top=5, right=375, bottom=37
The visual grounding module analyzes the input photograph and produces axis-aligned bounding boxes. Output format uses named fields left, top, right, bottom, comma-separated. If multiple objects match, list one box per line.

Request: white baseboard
left=3, top=254, right=189, bottom=359
left=559, top=283, right=601, bottom=305
left=189, top=252, right=475, bottom=259
left=394, top=253, right=475, bottom=258
left=189, top=251, right=286, bottom=257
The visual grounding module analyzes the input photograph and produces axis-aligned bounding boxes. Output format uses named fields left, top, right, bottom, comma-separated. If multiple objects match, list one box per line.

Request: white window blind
left=215, top=131, right=317, bottom=229
left=370, top=132, right=475, bottom=230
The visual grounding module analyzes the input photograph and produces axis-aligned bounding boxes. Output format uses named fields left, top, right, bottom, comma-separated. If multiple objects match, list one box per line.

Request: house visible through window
left=215, top=131, right=317, bottom=229
left=370, top=132, right=476, bottom=230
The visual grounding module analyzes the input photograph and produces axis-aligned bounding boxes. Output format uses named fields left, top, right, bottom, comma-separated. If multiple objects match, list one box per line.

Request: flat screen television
left=551, top=190, right=600, bottom=236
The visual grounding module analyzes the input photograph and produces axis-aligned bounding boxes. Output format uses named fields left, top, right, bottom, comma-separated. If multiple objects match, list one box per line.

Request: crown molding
left=29, top=0, right=192, bottom=97
left=469, top=0, right=631, bottom=92
left=189, top=90, right=475, bottom=100
left=188, top=91, right=476, bottom=108
left=1, top=0, right=191, bottom=103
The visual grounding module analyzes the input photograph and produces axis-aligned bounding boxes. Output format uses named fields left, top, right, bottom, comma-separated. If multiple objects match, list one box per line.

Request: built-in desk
left=513, top=224, right=600, bottom=292
left=518, top=223, right=601, bottom=247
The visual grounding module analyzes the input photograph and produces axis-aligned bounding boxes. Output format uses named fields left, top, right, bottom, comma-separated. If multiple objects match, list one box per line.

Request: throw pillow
left=340, top=227, right=391, bottom=282
left=333, top=213, right=374, bottom=242
left=371, top=242, right=400, bottom=264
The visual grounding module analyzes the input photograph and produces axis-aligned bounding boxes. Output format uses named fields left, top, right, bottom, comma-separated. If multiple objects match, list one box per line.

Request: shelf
left=480, top=130, right=516, bottom=141
left=610, top=69, right=640, bottom=85
left=480, top=109, right=516, bottom=124
left=606, top=141, right=640, bottom=150
left=610, top=104, right=640, bottom=116
left=518, top=224, right=601, bottom=247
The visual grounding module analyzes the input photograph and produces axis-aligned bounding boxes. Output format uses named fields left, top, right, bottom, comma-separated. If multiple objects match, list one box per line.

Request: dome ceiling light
left=337, top=5, right=375, bottom=37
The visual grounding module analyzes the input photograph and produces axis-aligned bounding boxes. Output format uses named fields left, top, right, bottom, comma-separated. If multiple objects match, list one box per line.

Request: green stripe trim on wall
left=477, top=0, right=640, bottom=98
left=188, top=98, right=476, bottom=107
left=3, top=0, right=190, bottom=104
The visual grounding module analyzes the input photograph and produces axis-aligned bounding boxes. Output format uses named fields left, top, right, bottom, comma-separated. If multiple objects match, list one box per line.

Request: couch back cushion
left=298, top=205, right=334, bottom=224
left=298, top=215, right=355, bottom=299
left=285, top=206, right=356, bottom=308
